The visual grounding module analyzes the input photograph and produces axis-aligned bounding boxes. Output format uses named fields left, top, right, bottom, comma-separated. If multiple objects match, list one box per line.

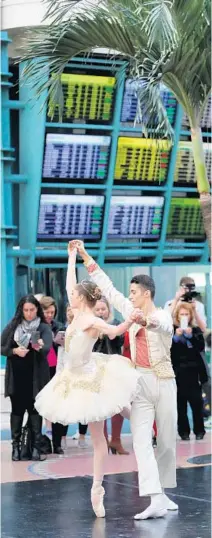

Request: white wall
left=2, top=0, right=46, bottom=31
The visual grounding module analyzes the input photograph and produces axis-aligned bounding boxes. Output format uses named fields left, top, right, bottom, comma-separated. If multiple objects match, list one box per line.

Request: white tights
left=89, top=421, right=108, bottom=486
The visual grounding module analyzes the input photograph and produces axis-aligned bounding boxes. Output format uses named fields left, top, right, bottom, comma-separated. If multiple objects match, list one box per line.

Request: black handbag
left=20, top=421, right=32, bottom=461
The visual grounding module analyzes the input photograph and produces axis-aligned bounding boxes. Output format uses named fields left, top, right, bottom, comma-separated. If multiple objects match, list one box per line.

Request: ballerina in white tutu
left=35, top=242, right=140, bottom=518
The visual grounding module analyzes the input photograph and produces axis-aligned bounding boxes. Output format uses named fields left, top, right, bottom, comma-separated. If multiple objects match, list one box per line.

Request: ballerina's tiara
left=80, top=279, right=99, bottom=300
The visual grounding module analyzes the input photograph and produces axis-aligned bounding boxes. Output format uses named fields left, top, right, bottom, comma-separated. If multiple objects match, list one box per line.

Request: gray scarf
left=14, top=317, right=41, bottom=348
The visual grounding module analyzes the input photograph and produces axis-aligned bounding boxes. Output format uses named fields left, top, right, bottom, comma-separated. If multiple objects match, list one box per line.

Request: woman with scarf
left=171, top=302, right=208, bottom=441
left=1, top=295, right=52, bottom=461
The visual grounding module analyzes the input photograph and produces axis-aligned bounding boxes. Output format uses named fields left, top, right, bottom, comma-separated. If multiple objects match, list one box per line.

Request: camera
left=181, top=283, right=199, bottom=303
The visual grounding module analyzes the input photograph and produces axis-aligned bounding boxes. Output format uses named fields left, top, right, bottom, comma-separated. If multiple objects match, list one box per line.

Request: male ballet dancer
left=71, top=241, right=178, bottom=520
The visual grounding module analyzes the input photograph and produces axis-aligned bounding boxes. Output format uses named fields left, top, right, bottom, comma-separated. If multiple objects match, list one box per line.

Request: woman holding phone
left=171, top=302, right=207, bottom=441
left=1, top=295, right=52, bottom=461
left=40, top=296, right=69, bottom=454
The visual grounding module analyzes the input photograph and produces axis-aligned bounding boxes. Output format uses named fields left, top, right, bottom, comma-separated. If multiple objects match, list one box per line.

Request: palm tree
left=20, top=0, right=211, bottom=250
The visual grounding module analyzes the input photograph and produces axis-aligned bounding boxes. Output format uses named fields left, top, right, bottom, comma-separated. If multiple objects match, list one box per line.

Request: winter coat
left=1, top=321, right=52, bottom=398
left=171, top=326, right=208, bottom=386
left=93, top=319, right=124, bottom=355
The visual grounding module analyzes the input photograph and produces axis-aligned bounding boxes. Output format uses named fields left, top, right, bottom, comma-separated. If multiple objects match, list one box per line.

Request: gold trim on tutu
left=53, top=369, right=71, bottom=399
left=53, top=363, right=107, bottom=398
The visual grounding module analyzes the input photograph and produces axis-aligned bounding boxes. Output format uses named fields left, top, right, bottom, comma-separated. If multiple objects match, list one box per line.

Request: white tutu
left=35, top=352, right=139, bottom=425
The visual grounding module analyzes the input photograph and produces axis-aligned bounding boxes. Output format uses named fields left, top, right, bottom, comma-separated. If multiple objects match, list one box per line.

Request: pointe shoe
left=162, top=493, right=178, bottom=511
left=108, top=441, right=129, bottom=455
left=91, top=485, right=105, bottom=518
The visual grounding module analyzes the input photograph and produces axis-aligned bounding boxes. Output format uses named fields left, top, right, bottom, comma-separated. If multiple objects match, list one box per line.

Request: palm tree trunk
left=190, top=127, right=211, bottom=254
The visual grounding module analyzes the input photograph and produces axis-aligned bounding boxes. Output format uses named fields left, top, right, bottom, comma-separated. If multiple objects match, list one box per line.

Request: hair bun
left=94, top=287, right=102, bottom=301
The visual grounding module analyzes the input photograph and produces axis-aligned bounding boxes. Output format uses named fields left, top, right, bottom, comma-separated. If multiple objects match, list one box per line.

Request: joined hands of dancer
left=69, top=240, right=146, bottom=326
left=67, top=241, right=141, bottom=335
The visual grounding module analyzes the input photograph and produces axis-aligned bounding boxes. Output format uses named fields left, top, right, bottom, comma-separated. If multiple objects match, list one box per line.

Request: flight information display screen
left=37, top=194, right=104, bottom=240
left=43, top=133, right=111, bottom=181
left=174, top=141, right=211, bottom=185
left=108, top=196, right=164, bottom=239
left=121, top=80, right=177, bottom=125
left=167, top=198, right=205, bottom=240
left=48, top=73, right=116, bottom=122
left=115, top=137, right=171, bottom=183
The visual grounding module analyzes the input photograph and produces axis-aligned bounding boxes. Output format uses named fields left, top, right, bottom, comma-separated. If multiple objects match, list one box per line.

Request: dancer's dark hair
left=131, top=275, right=155, bottom=299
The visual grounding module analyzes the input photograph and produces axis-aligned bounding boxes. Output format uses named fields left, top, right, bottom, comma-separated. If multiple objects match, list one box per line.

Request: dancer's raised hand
left=74, top=240, right=91, bottom=263
left=68, top=241, right=77, bottom=255
left=75, top=240, right=86, bottom=257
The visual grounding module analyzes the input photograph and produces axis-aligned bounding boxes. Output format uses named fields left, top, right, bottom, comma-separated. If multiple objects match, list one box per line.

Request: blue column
left=19, top=61, right=48, bottom=266
left=205, top=273, right=211, bottom=328
left=97, top=64, right=127, bottom=266
left=155, top=104, right=183, bottom=264
left=1, top=31, right=17, bottom=328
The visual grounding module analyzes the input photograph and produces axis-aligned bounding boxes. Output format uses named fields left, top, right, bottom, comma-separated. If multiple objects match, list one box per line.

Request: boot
left=30, top=414, right=46, bottom=461
left=109, top=414, right=129, bottom=455
left=11, top=414, right=23, bottom=461
left=52, top=423, right=64, bottom=455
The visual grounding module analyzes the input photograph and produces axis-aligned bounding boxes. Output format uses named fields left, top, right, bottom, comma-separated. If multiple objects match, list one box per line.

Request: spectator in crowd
left=1, top=295, right=52, bottom=461
left=93, top=297, right=128, bottom=455
left=203, top=332, right=211, bottom=427
left=164, top=276, right=207, bottom=333
left=171, top=302, right=208, bottom=441
left=40, top=296, right=68, bottom=454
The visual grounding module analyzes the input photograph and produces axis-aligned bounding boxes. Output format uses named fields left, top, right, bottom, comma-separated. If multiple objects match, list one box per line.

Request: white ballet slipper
left=162, top=493, right=178, bottom=511
left=91, top=485, right=105, bottom=518
left=134, top=494, right=168, bottom=520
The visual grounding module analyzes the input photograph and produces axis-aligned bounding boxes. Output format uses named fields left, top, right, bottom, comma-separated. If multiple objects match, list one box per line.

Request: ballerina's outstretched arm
left=66, top=243, right=77, bottom=307
left=89, top=314, right=134, bottom=340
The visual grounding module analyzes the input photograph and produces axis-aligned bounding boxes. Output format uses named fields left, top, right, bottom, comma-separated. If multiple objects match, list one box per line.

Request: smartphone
left=58, top=331, right=65, bottom=337
left=31, top=331, right=40, bottom=345
left=180, top=316, right=188, bottom=330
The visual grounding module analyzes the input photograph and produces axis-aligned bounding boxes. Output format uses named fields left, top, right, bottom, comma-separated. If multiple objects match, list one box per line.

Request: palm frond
left=19, top=13, right=174, bottom=137
left=135, top=79, right=174, bottom=138
left=142, top=0, right=178, bottom=50
left=43, top=0, right=83, bottom=25
left=18, top=0, right=211, bottom=134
